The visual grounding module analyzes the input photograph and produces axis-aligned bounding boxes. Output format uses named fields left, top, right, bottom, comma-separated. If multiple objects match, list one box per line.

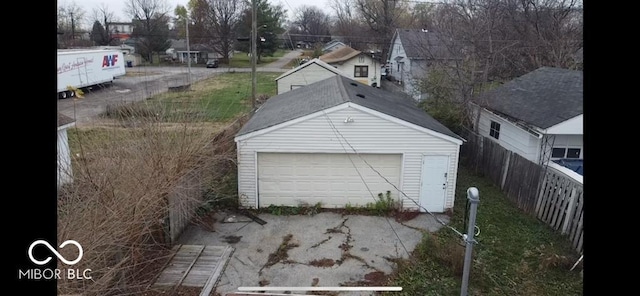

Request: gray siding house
left=387, top=29, right=457, bottom=101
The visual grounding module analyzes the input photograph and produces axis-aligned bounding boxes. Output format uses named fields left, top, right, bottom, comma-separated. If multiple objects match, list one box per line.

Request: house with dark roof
left=58, top=113, right=76, bottom=187
left=235, top=76, right=464, bottom=213
left=275, top=58, right=348, bottom=94
left=165, top=39, right=233, bottom=64
left=322, top=40, right=347, bottom=53
left=387, top=28, right=458, bottom=101
left=471, top=67, right=583, bottom=165
left=319, top=46, right=382, bottom=88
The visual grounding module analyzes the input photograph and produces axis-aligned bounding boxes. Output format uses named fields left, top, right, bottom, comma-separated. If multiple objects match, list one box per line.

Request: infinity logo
left=28, top=240, right=83, bottom=266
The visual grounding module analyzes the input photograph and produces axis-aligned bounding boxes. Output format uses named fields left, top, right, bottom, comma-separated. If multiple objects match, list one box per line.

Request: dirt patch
left=308, top=236, right=332, bottom=250
left=308, top=258, right=336, bottom=268
left=192, top=210, right=216, bottom=232
left=340, top=271, right=389, bottom=287
left=394, top=210, right=421, bottom=222
left=260, top=234, right=300, bottom=274
left=222, top=235, right=242, bottom=244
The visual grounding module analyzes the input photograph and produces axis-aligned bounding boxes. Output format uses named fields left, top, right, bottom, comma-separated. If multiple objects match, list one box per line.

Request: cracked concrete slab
left=176, top=211, right=449, bottom=295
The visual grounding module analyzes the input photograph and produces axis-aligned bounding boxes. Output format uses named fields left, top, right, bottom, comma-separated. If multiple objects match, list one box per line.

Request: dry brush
left=57, top=102, right=248, bottom=295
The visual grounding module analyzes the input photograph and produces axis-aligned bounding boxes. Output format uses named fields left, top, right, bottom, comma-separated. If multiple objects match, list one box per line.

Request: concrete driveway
left=176, top=210, right=450, bottom=295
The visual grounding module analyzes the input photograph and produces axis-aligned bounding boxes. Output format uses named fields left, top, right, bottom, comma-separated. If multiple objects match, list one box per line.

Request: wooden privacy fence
left=166, top=166, right=207, bottom=245
left=535, top=166, right=584, bottom=253
left=460, top=128, right=583, bottom=254
left=164, top=114, right=250, bottom=245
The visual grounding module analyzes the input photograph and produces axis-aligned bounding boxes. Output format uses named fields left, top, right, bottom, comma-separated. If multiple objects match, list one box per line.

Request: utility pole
left=185, top=14, right=192, bottom=86
left=70, top=12, right=75, bottom=40
left=251, top=0, right=257, bottom=110
left=461, top=187, right=480, bottom=296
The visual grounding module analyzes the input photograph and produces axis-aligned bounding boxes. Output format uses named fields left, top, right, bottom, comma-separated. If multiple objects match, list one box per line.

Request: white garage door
left=257, top=153, right=402, bottom=208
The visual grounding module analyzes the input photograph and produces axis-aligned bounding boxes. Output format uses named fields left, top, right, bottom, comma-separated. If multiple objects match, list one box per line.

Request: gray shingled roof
left=319, top=46, right=361, bottom=64
left=474, top=67, right=583, bottom=129
left=275, top=58, right=346, bottom=81
left=58, top=113, right=75, bottom=128
left=236, top=76, right=463, bottom=141
left=395, top=29, right=454, bottom=60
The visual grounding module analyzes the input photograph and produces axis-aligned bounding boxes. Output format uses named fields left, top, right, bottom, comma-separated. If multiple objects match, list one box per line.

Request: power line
left=323, top=112, right=411, bottom=258
left=322, top=112, right=466, bottom=239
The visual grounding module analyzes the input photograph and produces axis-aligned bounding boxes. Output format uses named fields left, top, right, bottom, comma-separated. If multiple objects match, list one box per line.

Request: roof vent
left=350, top=82, right=358, bottom=87
left=356, top=94, right=365, bottom=99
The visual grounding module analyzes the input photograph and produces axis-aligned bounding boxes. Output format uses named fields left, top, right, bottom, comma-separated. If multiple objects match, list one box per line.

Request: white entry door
left=419, top=155, right=449, bottom=212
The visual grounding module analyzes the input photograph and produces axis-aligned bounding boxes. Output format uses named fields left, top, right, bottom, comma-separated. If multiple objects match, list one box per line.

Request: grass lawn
left=102, top=72, right=280, bottom=123
left=227, top=49, right=288, bottom=68
left=385, top=166, right=583, bottom=295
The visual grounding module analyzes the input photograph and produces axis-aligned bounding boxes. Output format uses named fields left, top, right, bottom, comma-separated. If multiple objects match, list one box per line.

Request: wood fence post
left=534, top=169, right=548, bottom=217
left=500, top=151, right=511, bottom=190
left=562, top=187, right=578, bottom=235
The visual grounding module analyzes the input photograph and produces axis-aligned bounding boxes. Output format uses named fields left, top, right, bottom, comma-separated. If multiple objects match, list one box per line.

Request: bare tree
left=58, top=1, right=87, bottom=48
left=90, top=4, right=118, bottom=45
left=328, top=0, right=368, bottom=50
left=292, top=5, right=331, bottom=42
left=410, top=0, right=583, bottom=132
left=354, top=0, right=409, bottom=55
left=126, top=0, right=172, bottom=62
left=204, top=0, right=244, bottom=63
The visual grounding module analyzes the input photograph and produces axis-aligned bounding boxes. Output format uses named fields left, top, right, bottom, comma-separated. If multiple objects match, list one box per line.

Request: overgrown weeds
left=384, top=167, right=583, bottom=295
left=58, top=93, right=250, bottom=295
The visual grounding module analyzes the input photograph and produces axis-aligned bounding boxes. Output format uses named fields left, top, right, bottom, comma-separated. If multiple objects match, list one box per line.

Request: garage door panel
left=258, top=153, right=401, bottom=208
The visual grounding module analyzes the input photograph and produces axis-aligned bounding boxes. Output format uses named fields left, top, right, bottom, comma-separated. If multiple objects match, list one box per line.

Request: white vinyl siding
left=478, top=109, right=540, bottom=162
left=276, top=63, right=341, bottom=94
left=550, top=135, right=583, bottom=159
left=257, top=153, right=401, bottom=208
left=57, top=128, right=73, bottom=187
left=236, top=105, right=461, bottom=212
left=477, top=108, right=583, bottom=164
left=331, top=55, right=380, bottom=87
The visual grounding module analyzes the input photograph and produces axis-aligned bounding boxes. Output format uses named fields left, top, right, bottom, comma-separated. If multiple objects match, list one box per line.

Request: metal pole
left=461, top=187, right=480, bottom=296
left=251, top=0, right=257, bottom=110
left=185, top=14, right=192, bottom=86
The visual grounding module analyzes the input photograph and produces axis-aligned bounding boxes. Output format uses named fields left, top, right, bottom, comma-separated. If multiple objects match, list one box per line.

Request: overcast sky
left=63, top=0, right=333, bottom=28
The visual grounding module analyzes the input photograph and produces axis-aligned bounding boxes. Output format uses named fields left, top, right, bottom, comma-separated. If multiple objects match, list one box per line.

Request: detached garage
left=234, top=76, right=464, bottom=213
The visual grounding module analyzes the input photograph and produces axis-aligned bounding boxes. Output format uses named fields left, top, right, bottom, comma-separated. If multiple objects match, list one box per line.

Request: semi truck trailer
left=57, top=49, right=126, bottom=99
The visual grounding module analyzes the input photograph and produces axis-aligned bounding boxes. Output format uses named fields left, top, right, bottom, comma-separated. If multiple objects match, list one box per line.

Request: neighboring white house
left=471, top=67, right=583, bottom=166
left=58, top=113, right=76, bottom=187
left=387, top=28, right=458, bottom=101
left=234, top=75, right=464, bottom=213
left=319, top=46, right=382, bottom=88
left=166, top=39, right=233, bottom=64
left=275, top=58, right=348, bottom=94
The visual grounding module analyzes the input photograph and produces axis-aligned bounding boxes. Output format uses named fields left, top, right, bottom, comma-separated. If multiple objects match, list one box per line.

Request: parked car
left=206, top=59, right=219, bottom=68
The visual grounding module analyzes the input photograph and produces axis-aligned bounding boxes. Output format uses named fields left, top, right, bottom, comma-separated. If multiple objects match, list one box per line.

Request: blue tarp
left=553, top=159, right=583, bottom=176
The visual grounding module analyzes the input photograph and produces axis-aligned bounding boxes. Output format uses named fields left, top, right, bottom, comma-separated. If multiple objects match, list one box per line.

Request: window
left=489, top=121, right=501, bottom=139
left=551, top=147, right=581, bottom=159
left=566, top=148, right=581, bottom=158
left=354, top=65, right=368, bottom=77
left=552, top=148, right=566, bottom=158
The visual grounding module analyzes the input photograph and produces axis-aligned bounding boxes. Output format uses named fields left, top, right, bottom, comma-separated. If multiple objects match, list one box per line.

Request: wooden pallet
left=152, top=244, right=234, bottom=295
